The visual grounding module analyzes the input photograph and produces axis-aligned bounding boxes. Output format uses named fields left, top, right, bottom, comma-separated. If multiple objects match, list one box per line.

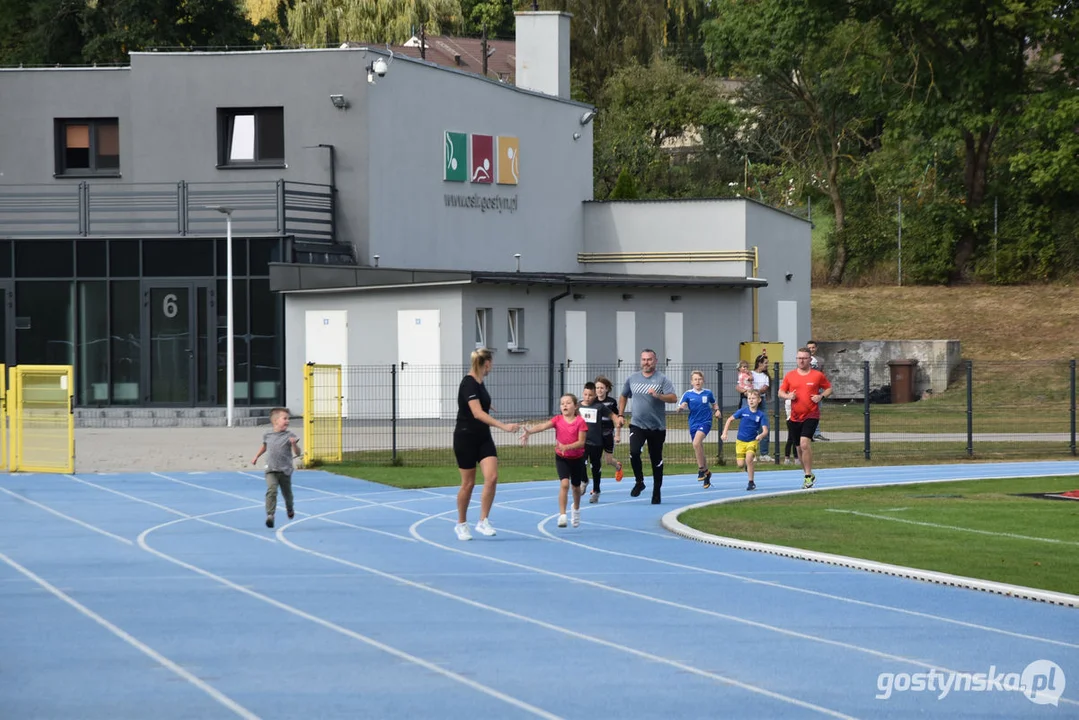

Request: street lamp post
left=207, top=205, right=235, bottom=428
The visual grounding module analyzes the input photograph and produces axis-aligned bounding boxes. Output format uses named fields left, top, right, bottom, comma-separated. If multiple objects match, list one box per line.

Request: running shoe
left=630, top=481, right=646, bottom=497
left=474, top=518, right=496, bottom=537
left=454, top=522, right=473, bottom=541
left=614, top=462, right=624, bottom=482
left=589, top=491, right=599, bottom=504
left=803, top=474, right=816, bottom=489
left=571, top=509, right=580, bottom=528
left=557, top=514, right=568, bottom=528
left=746, top=480, right=756, bottom=491
left=265, top=515, right=274, bottom=528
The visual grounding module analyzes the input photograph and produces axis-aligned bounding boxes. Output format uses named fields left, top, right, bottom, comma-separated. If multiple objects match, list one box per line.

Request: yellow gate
left=8, top=365, right=75, bottom=473
left=303, top=363, right=342, bottom=465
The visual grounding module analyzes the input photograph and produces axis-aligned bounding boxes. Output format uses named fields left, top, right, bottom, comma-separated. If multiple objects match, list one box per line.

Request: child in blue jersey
left=720, top=388, right=769, bottom=491
left=679, top=370, right=721, bottom=488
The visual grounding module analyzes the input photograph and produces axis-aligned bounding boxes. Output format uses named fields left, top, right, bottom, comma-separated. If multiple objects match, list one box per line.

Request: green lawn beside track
left=679, top=476, right=1079, bottom=595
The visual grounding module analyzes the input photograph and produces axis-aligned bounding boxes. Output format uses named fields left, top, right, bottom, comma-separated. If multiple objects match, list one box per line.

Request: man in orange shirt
left=778, top=347, right=832, bottom=488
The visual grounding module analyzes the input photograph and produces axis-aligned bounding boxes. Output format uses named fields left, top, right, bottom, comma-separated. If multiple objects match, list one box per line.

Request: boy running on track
left=678, top=370, right=721, bottom=488
left=720, top=389, right=768, bottom=491
left=580, top=381, right=624, bottom=503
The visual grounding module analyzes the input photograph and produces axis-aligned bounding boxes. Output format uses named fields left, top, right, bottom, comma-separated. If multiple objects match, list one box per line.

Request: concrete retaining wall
left=816, top=340, right=962, bottom=400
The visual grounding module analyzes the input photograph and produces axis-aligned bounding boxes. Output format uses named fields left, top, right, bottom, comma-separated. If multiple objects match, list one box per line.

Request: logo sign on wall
left=444, top=131, right=519, bottom=186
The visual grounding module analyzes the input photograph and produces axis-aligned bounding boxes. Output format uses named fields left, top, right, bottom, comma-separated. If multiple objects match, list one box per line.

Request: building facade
left=1, top=11, right=811, bottom=415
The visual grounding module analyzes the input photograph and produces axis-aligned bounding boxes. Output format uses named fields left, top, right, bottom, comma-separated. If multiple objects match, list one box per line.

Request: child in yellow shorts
left=721, top=389, right=769, bottom=491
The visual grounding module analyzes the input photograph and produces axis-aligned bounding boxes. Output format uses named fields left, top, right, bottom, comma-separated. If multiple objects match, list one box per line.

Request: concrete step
left=74, top=407, right=275, bottom=428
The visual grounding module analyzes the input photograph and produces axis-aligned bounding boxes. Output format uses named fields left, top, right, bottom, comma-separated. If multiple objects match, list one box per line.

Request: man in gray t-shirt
left=618, top=349, right=678, bottom=504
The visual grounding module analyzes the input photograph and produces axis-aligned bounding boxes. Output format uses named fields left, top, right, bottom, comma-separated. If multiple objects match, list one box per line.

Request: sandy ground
left=75, top=426, right=271, bottom=472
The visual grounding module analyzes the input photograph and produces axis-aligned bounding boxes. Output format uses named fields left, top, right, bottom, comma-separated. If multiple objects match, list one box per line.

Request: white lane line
left=151, top=472, right=414, bottom=543
left=275, top=507, right=856, bottom=720
left=0, top=549, right=260, bottom=720
left=0, top=486, right=133, bottom=545
left=411, top=509, right=974, bottom=676
left=824, top=509, right=1079, bottom=546
left=136, top=508, right=563, bottom=720
left=250, top=472, right=1079, bottom=652
left=65, top=475, right=274, bottom=544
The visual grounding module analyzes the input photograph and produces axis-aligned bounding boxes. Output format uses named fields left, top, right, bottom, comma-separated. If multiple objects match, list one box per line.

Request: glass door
left=142, top=281, right=215, bottom=405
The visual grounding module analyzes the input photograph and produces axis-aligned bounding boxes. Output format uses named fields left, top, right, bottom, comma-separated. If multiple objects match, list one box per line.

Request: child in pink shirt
left=521, top=393, right=588, bottom=528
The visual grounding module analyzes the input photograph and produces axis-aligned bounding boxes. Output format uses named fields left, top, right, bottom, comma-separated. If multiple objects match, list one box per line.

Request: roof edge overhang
left=270, top=263, right=768, bottom=294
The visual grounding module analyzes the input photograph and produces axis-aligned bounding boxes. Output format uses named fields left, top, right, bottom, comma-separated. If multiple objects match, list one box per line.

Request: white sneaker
left=454, top=522, right=472, bottom=541
left=571, top=509, right=580, bottom=528
left=557, top=514, right=568, bottom=528
left=474, top=518, right=496, bottom=537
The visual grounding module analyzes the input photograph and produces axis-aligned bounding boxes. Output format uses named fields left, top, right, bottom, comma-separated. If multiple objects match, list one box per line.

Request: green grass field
left=679, top=476, right=1079, bottom=595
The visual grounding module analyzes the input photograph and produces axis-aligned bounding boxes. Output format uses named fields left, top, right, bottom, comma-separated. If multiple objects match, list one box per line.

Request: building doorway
left=142, top=281, right=216, bottom=405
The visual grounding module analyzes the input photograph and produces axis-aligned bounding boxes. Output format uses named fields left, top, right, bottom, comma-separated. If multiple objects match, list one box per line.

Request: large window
left=54, top=119, right=120, bottom=176
left=217, top=108, right=284, bottom=167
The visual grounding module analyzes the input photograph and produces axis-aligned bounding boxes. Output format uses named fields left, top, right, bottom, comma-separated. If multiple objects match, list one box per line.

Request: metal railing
left=0, top=179, right=335, bottom=246
left=303, top=359, right=1079, bottom=467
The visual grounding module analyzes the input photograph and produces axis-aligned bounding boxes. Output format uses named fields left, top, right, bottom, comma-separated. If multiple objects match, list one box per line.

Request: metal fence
left=304, top=359, right=1078, bottom=467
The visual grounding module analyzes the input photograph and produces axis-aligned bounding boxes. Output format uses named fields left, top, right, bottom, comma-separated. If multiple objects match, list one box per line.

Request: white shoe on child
left=474, top=518, right=496, bottom=537
left=454, top=522, right=473, bottom=541
left=571, top=509, right=580, bottom=528
left=557, top=514, right=568, bottom=528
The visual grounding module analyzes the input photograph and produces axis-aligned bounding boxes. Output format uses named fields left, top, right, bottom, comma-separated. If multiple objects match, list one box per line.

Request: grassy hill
left=812, top=285, right=1079, bottom=360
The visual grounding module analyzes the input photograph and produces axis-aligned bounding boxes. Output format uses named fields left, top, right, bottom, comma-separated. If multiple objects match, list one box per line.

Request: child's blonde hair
left=691, top=369, right=704, bottom=380
left=745, top=389, right=761, bottom=399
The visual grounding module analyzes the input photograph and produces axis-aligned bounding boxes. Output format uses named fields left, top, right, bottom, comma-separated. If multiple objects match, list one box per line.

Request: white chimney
left=514, top=11, right=571, bottom=99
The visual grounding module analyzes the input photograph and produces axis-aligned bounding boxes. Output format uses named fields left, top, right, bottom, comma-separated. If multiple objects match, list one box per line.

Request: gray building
left=0, top=11, right=811, bottom=415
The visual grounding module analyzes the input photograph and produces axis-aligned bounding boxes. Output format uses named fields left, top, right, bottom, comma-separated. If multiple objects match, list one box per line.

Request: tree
left=0, top=0, right=84, bottom=65
left=81, top=0, right=259, bottom=63
left=460, top=0, right=514, bottom=38
left=286, top=0, right=462, bottom=46
left=593, top=58, right=742, bottom=199
left=835, top=0, right=1079, bottom=281
left=704, top=1, right=894, bottom=283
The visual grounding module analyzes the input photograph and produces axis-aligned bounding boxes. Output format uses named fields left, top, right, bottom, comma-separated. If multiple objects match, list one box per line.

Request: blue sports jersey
left=680, top=388, right=716, bottom=428
left=732, top=407, right=768, bottom=442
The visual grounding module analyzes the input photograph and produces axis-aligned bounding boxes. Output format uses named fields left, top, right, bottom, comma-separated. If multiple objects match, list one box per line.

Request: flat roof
left=269, top=264, right=768, bottom=294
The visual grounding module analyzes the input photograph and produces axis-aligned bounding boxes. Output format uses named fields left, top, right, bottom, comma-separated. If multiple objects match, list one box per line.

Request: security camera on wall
left=372, top=57, right=388, bottom=77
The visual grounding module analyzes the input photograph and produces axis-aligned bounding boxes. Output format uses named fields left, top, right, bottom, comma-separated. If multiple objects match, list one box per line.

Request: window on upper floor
left=217, top=107, right=284, bottom=167
left=54, top=119, right=120, bottom=177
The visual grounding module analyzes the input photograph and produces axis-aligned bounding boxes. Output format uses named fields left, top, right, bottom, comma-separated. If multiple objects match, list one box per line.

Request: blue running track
left=1, top=462, right=1077, bottom=719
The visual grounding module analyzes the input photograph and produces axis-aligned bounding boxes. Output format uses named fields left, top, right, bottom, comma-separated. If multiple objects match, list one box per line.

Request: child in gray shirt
left=252, top=407, right=302, bottom=528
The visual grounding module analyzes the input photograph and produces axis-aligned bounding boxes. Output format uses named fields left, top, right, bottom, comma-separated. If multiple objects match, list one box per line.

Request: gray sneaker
left=589, top=491, right=599, bottom=504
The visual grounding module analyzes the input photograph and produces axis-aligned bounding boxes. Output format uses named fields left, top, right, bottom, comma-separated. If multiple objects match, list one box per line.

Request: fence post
left=1070, top=359, right=1076, bottom=457
left=716, top=362, right=724, bottom=464
left=558, top=363, right=565, bottom=410
left=863, top=360, right=871, bottom=460
left=772, top=361, right=781, bottom=462
left=966, top=360, right=974, bottom=458
left=390, top=364, right=398, bottom=463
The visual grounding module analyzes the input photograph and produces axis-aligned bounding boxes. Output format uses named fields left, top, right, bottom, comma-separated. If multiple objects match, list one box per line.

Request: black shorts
left=601, top=433, right=615, bottom=454
left=555, top=455, right=588, bottom=486
left=788, top=418, right=820, bottom=440
left=453, top=431, right=497, bottom=470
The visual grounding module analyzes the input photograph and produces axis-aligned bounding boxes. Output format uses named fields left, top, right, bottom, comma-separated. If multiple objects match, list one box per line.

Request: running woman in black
left=454, top=348, right=519, bottom=541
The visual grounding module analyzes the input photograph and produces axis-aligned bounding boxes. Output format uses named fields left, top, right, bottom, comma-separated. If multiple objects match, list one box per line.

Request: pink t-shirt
left=552, top=414, right=587, bottom=459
